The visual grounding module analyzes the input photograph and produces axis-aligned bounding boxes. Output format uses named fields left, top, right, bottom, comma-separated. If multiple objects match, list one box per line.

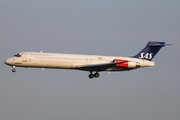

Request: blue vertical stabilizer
left=133, top=41, right=166, bottom=61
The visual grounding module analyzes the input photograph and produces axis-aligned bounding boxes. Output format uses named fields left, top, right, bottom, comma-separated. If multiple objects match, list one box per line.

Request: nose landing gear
left=88, top=72, right=100, bottom=79
left=12, top=66, right=16, bottom=73
left=12, top=68, right=16, bottom=72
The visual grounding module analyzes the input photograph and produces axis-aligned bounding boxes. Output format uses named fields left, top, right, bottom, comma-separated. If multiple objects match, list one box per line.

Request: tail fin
left=133, top=41, right=166, bottom=61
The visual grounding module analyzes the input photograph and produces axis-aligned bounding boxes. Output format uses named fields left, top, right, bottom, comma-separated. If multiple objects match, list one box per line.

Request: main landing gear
left=88, top=72, right=100, bottom=79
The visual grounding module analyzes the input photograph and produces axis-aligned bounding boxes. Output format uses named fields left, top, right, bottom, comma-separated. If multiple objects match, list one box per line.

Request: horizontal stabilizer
left=148, top=43, right=173, bottom=47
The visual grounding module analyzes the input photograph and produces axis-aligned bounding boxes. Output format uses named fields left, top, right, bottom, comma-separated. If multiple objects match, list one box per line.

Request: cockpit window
left=14, top=53, right=21, bottom=57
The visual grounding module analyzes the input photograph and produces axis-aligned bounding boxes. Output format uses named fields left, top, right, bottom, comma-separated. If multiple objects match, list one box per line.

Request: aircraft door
left=22, top=53, right=27, bottom=62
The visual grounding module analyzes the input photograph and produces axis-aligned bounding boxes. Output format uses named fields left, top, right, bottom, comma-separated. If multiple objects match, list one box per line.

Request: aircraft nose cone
left=4, top=58, right=12, bottom=65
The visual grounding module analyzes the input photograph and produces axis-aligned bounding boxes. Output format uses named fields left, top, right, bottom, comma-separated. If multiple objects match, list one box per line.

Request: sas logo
left=139, top=53, right=153, bottom=59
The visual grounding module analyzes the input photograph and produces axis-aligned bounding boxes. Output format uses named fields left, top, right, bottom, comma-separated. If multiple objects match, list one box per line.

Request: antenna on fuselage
left=40, top=50, right=43, bottom=53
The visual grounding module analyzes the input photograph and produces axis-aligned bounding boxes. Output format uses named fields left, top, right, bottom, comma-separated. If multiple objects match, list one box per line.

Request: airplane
left=4, top=41, right=171, bottom=79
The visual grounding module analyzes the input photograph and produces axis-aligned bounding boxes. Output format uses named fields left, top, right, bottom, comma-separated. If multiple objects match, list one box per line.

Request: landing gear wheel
left=89, top=73, right=94, bottom=79
left=12, top=68, right=16, bottom=73
left=94, top=72, right=100, bottom=78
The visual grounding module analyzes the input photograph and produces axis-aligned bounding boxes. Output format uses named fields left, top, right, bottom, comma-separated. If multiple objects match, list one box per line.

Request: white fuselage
left=5, top=52, right=154, bottom=72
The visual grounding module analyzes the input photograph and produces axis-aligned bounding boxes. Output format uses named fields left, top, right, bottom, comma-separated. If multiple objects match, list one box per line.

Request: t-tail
left=133, top=41, right=171, bottom=61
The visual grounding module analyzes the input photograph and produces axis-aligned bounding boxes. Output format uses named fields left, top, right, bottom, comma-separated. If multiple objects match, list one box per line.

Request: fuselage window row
left=35, top=56, right=90, bottom=61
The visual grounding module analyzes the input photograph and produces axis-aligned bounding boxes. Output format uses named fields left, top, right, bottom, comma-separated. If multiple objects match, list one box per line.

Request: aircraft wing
left=75, top=61, right=128, bottom=71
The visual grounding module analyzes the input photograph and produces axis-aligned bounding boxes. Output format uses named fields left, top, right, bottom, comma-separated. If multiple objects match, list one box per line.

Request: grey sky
left=0, top=0, right=180, bottom=120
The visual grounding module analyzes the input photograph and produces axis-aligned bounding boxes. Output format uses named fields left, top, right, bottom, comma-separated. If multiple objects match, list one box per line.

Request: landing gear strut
left=88, top=72, right=100, bottom=79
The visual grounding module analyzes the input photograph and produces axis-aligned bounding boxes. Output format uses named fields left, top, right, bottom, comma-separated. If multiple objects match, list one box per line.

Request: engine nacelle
left=113, top=59, right=140, bottom=68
